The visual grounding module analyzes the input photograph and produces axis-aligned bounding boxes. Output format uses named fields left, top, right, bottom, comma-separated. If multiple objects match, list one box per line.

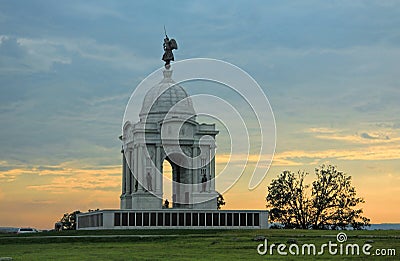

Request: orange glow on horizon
left=0, top=152, right=399, bottom=229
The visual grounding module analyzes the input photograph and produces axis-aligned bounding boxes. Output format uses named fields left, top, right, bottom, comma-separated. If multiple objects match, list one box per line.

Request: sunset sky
left=1, top=1, right=399, bottom=229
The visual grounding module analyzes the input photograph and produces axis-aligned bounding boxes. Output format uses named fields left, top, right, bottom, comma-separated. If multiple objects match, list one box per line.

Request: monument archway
left=164, top=153, right=191, bottom=208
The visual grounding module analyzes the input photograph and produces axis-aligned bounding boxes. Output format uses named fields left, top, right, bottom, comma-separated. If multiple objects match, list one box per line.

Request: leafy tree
left=217, top=192, right=226, bottom=210
left=58, top=210, right=81, bottom=230
left=266, top=165, right=370, bottom=230
left=266, top=170, right=311, bottom=229
left=311, top=165, right=370, bottom=229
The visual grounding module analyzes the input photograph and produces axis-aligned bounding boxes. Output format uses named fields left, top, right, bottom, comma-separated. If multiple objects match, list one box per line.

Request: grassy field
left=0, top=229, right=398, bottom=260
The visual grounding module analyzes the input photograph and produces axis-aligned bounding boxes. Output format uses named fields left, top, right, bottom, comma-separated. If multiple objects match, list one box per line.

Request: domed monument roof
left=139, top=69, right=196, bottom=122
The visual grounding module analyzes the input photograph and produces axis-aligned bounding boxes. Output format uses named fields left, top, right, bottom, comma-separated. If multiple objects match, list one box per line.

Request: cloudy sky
left=1, top=0, right=399, bottom=228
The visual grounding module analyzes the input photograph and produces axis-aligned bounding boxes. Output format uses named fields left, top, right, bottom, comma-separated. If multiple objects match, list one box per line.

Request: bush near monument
left=266, top=164, right=370, bottom=230
left=57, top=210, right=81, bottom=230
left=217, top=192, right=226, bottom=210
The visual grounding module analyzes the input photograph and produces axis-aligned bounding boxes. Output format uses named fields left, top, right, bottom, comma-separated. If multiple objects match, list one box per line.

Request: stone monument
left=76, top=34, right=268, bottom=229
left=120, top=67, right=219, bottom=210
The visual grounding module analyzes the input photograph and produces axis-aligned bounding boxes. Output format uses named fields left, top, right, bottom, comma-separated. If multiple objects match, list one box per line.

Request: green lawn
left=0, top=229, right=398, bottom=260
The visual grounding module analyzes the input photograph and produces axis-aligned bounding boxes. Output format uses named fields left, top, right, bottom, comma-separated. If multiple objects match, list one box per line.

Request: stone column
left=206, top=146, right=213, bottom=192
left=129, top=148, right=135, bottom=193
left=210, top=147, right=216, bottom=192
left=193, top=146, right=200, bottom=192
left=121, top=150, right=126, bottom=195
left=155, top=144, right=162, bottom=194
left=188, top=147, right=194, bottom=207
left=133, top=145, right=138, bottom=192
left=138, top=144, right=144, bottom=191
left=125, top=150, right=131, bottom=194
left=188, top=158, right=193, bottom=188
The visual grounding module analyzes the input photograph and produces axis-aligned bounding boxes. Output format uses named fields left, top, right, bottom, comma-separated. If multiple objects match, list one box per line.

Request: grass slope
left=0, top=229, right=398, bottom=260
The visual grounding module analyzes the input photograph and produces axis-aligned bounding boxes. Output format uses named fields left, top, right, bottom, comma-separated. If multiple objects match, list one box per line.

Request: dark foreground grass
left=0, top=229, right=398, bottom=260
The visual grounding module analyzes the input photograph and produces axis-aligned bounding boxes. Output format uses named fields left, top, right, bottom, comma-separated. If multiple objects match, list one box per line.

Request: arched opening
left=162, top=160, right=172, bottom=208
left=162, top=154, right=190, bottom=209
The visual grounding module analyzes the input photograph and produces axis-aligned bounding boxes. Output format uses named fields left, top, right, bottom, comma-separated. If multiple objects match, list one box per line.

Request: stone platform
left=77, top=209, right=268, bottom=230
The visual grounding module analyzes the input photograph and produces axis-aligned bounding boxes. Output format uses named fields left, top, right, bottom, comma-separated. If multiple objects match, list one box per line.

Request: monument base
left=191, top=191, right=218, bottom=210
left=77, top=209, right=269, bottom=230
left=131, top=192, right=163, bottom=209
left=120, top=194, right=132, bottom=209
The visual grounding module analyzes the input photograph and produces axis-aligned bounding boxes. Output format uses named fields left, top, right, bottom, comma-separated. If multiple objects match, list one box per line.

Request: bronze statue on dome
left=162, top=26, right=178, bottom=69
